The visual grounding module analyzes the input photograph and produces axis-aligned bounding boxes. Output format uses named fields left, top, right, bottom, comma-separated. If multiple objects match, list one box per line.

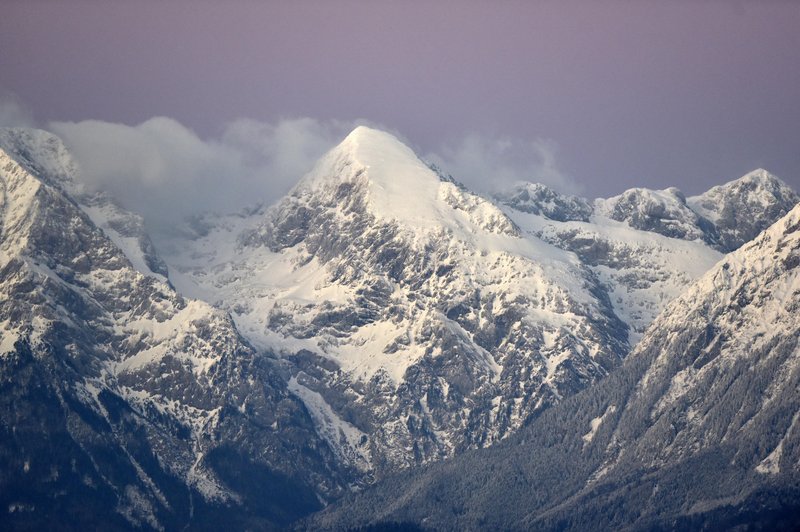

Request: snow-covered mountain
left=497, top=171, right=798, bottom=343
left=3, top=124, right=797, bottom=529
left=0, top=128, right=347, bottom=530
left=158, top=126, right=796, bottom=480
left=0, top=128, right=168, bottom=281
left=689, top=168, right=799, bottom=251
left=498, top=185, right=721, bottom=344
left=312, top=200, right=800, bottom=531
left=499, top=169, right=798, bottom=254
left=161, top=126, right=633, bottom=475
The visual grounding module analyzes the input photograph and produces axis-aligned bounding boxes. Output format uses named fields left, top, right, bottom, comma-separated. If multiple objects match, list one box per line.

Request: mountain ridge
left=161, top=126, right=633, bottom=476
left=0, top=128, right=349, bottom=530
left=311, top=201, right=800, bottom=531
left=1, top=124, right=798, bottom=529
left=159, top=126, right=797, bottom=484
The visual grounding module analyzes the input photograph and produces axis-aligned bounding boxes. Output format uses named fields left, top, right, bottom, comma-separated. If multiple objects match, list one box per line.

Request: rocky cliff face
left=688, top=168, right=799, bottom=251
left=163, top=126, right=632, bottom=477
left=499, top=170, right=799, bottom=254
left=3, top=125, right=797, bottom=530
left=498, top=170, right=797, bottom=343
left=0, top=128, right=345, bottom=530
left=312, top=202, right=800, bottom=531
left=500, top=184, right=722, bottom=345
left=161, top=127, right=797, bottom=482
left=495, top=182, right=593, bottom=222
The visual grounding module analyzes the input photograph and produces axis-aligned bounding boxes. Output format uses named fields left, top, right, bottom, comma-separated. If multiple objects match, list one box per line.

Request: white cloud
left=0, top=91, right=35, bottom=128
left=47, top=113, right=579, bottom=233
left=220, top=117, right=354, bottom=192
left=48, top=116, right=354, bottom=229
left=426, top=134, right=581, bottom=196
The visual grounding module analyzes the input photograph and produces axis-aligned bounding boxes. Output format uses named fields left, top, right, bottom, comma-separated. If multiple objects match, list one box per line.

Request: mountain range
left=313, top=197, right=800, bottom=531
left=0, top=125, right=797, bottom=530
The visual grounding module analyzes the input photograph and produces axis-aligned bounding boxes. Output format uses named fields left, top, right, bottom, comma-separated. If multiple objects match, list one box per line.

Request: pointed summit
left=331, top=125, right=439, bottom=197
left=300, top=126, right=441, bottom=224
left=292, top=125, right=517, bottom=236
left=692, top=168, right=795, bottom=207
left=338, top=124, right=407, bottom=148
left=311, top=125, right=428, bottom=182
left=688, top=168, right=799, bottom=251
left=737, top=167, right=786, bottom=185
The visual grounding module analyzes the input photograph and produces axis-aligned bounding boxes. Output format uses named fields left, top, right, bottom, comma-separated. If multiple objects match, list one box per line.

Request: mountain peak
left=296, top=126, right=476, bottom=233
left=340, top=124, right=399, bottom=145
left=325, top=125, right=430, bottom=185
left=698, top=168, right=792, bottom=198
left=739, top=167, right=782, bottom=184
left=715, top=168, right=795, bottom=198
left=495, top=182, right=594, bottom=222
left=687, top=168, right=799, bottom=251
left=0, top=127, right=78, bottom=188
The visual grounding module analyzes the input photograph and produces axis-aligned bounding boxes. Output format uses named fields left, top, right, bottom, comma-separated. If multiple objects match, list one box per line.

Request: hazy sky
left=2, top=0, right=799, bottom=204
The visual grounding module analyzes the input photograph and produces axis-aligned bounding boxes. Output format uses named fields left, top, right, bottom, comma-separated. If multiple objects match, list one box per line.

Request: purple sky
left=2, top=0, right=800, bottom=197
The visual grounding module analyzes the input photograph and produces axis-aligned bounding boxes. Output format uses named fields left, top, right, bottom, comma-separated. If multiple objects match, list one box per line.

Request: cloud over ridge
left=426, top=134, right=578, bottom=196
left=44, top=110, right=578, bottom=231
left=48, top=116, right=355, bottom=228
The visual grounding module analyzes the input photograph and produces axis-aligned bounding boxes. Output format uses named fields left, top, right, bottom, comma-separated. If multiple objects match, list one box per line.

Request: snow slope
left=498, top=171, right=797, bottom=344
left=161, top=126, right=797, bottom=483
left=500, top=189, right=722, bottom=344
left=0, top=128, right=346, bottom=529
left=161, top=126, right=630, bottom=474
left=313, top=202, right=800, bottom=532
left=0, top=127, right=168, bottom=280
